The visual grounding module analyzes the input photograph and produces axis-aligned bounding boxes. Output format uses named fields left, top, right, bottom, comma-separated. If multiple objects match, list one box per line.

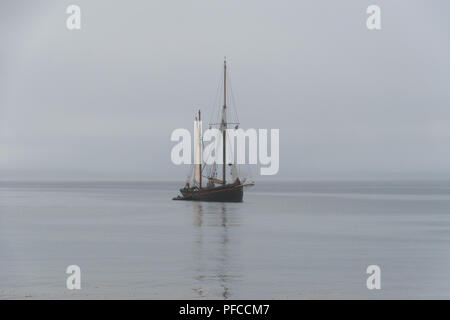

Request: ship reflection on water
left=192, top=202, right=241, bottom=299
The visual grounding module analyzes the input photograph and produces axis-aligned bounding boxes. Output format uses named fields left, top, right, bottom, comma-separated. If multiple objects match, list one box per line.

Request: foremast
left=221, top=58, right=227, bottom=185
left=194, top=109, right=202, bottom=188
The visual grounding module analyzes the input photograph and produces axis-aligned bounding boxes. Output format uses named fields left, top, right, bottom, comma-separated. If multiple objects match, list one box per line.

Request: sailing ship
left=173, top=59, right=254, bottom=202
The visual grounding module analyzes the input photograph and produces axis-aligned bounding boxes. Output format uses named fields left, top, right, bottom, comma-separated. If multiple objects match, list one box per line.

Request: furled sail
left=231, top=164, right=238, bottom=181
left=193, top=113, right=202, bottom=185
left=210, top=177, right=223, bottom=184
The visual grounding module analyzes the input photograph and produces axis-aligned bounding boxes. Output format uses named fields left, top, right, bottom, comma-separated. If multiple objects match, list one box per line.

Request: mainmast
left=222, top=58, right=227, bottom=185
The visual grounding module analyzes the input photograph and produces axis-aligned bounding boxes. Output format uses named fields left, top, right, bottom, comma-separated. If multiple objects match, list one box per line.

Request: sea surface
left=1, top=180, right=450, bottom=299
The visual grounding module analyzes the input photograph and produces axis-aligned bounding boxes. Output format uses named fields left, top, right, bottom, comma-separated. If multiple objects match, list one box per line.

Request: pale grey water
left=1, top=181, right=450, bottom=299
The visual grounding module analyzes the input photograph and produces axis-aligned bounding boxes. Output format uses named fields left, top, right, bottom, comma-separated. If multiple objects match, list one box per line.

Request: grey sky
left=1, top=1, right=450, bottom=180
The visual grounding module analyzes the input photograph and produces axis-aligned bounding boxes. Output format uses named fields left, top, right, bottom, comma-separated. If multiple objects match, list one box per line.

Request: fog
left=1, top=1, right=450, bottom=180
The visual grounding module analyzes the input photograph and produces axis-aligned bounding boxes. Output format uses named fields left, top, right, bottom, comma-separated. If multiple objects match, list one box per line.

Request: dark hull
left=179, top=183, right=243, bottom=202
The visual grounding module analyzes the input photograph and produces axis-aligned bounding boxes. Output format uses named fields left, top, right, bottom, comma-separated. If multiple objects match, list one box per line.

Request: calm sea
left=1, top=180, right=450, bottom=299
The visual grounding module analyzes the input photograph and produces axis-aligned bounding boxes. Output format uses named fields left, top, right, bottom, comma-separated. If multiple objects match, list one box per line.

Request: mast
left=199, top=110, right=202, bottom=189
left=222, top=58, right=227, bottom=185
left=194, top=109, right=202, bottom=188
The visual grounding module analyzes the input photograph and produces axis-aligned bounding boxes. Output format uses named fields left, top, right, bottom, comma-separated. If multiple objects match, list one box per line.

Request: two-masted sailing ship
left=173, top=59, right=254, bottom=202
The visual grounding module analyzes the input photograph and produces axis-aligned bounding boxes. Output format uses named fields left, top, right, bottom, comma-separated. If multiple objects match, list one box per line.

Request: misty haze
left=1, top=1, right=450, bottom=302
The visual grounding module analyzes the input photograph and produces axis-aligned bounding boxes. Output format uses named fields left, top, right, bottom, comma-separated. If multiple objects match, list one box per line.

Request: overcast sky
left=1, top=1, right=450, bottom=180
